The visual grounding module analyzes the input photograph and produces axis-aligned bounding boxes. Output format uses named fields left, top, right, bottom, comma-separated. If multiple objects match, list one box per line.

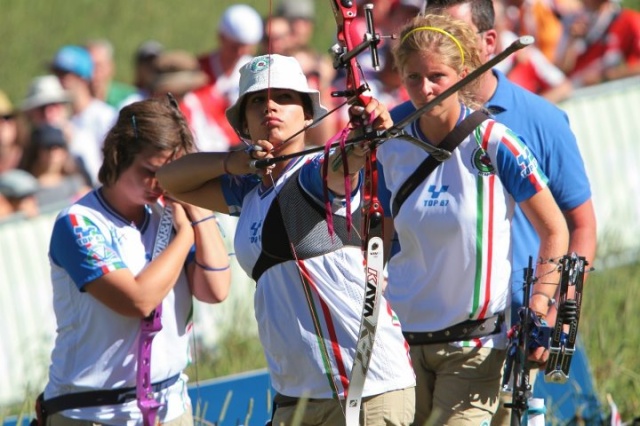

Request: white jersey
left=222, top=155, right=415, bottom=399
left=45, top=189, right=192, bottom=425
left=378, top=106, right=549, bottom=348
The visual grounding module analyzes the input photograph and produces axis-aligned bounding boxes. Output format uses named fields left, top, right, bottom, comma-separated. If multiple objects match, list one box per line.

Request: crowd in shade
left=0, top=0, right=638, bottom=222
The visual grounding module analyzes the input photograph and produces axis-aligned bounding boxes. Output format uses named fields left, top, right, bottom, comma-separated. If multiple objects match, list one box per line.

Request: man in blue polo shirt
left=386, top=0, right=597, bottom=424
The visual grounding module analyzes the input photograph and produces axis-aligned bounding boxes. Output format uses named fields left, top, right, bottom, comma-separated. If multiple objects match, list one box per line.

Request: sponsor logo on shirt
left=517, top=146, right=538, bottom=178
left=74, top=224, right=103, bottom=247
left=423, top=185, right=450, bottom=207
left=250, top=220, right=262, bottom=244
left=472, top=147, right=496, bottom=176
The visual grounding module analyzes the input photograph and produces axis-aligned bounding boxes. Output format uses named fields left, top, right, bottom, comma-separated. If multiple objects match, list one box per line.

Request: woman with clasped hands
left=41, top=96, right=231, bottom=425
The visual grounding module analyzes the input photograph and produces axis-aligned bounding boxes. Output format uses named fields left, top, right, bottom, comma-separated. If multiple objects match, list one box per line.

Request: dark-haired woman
left=41, top=96, right=231, bottom=425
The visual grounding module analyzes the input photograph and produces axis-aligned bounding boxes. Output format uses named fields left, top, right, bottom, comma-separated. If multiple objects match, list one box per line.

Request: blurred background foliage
left=1, top=0, right=638, bottom=105
left=0, top=0, right=332, bottom=104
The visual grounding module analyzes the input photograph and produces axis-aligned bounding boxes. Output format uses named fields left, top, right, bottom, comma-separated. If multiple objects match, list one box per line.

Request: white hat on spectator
left=21, top=75, right=71, bottom=111
left=226, top=54, right=328, bottom=138
left=218, top=4, right=263, bottom=45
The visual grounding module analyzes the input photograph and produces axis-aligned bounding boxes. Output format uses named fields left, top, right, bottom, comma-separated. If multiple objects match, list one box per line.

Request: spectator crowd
left=1, top=0, right=638, bottom=222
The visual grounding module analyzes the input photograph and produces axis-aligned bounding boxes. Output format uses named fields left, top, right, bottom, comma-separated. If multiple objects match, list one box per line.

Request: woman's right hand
left=226, top=142, right=275, bottom=175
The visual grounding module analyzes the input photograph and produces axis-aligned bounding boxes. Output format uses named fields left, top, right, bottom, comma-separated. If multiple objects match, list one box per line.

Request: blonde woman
left=377, top=14, right=569, bottom=425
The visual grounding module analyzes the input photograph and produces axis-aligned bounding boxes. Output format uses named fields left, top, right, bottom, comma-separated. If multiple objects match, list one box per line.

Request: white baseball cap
left=218, top=4, right=263, bottom=45
left=225, top=54, right=328, bottom=138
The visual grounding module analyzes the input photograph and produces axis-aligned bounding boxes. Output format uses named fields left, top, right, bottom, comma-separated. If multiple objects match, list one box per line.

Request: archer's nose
left=419, top=78, right=434, bottom=97
left=264, top=98, right=280, bottom=114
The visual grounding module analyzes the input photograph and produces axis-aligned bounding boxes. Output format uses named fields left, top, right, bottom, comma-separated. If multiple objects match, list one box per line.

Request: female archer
left=377, top=14, right=570, bottom=425
left=157, top=54, right=416, bottom=426
left=41, top=96, right=231, bottom=425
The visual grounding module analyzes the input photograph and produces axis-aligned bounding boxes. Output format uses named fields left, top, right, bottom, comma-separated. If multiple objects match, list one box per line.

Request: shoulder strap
left=392, top=110, right=489, bottom=217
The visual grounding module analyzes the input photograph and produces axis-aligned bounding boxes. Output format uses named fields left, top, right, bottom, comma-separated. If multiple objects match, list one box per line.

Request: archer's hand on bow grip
left=347, top=97, right=393, bottom=150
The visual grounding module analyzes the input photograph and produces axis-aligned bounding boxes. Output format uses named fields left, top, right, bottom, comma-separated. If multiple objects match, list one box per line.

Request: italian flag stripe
left=472, top=120, right=495, bottom=322
left=500, top=132, right=546, bottom=191
left=297, top=260, right=348, bottom=396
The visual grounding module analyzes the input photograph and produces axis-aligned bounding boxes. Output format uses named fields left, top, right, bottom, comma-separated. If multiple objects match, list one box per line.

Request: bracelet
left=191, top=214, right=217, bottom=226
left=531, top=291, right=556, bottom=307
left=194, top=259, right=230, bottom=272
left=223, top=152, right=234, bottom=175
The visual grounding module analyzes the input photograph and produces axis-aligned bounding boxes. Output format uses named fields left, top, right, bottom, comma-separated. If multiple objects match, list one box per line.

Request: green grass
left=581, top=260, right=640, bottom=419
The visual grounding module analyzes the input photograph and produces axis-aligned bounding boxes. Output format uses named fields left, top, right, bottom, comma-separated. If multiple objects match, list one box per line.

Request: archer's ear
left=304, top=118, right=314, bottom=128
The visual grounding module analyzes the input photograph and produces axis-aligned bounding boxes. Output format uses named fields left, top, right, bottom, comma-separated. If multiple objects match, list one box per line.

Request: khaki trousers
left=410, top=343, right=506, bottom=426
left=271, top=387, right=416, bottom=426
left=47, top=410, right=193, bottom=426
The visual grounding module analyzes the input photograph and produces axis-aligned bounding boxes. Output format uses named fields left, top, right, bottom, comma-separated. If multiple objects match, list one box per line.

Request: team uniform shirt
left=220, top=154, right=415, bottom=399
left=389, top=70, right=591, bottom=318
left=378, top=104, right=549, bottom=349
left=45, top=189, right=193, bottom=425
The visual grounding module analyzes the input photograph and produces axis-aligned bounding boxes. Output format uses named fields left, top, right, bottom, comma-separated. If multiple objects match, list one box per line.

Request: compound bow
left=503, top=253, right=589, bottom=425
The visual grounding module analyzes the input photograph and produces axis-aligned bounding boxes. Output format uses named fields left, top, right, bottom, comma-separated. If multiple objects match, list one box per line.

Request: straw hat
left=151, top=50, right=208, bottom=96
left=0, top=90, right=14, bottom=117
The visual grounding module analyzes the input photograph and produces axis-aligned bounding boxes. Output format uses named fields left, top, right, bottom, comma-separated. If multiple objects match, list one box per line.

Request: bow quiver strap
left=392, top=110, right=489, bottom=217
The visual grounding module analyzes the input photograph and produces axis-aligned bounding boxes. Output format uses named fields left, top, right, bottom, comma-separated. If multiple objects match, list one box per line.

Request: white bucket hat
left=21, top=75, right=71, bottom=111
left=225, top=54, right=328, bottom=138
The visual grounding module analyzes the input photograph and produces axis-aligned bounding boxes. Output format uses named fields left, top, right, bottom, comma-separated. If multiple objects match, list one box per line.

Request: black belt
left=41, top=373, right=181, bottom=415
left=273, top=393, right=333, bottom=408
left=403, top=313, right=504, bottom=345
